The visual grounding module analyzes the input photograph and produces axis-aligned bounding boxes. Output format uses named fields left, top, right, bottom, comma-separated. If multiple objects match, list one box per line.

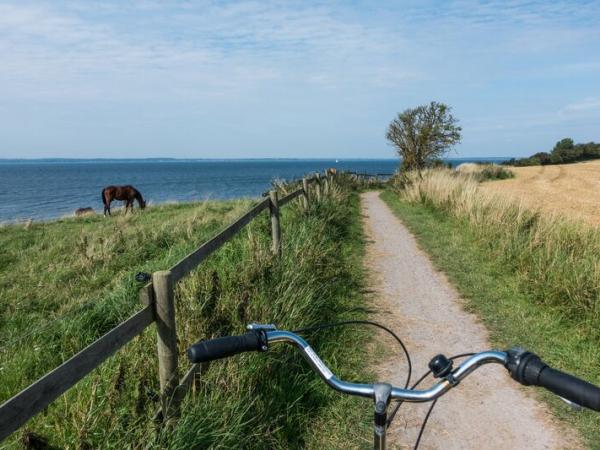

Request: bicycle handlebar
left=187, top=326, right=600, bottom=411
left=506, top=348, right=600, bottom=411
left=187, top=332, right=265, bottom=363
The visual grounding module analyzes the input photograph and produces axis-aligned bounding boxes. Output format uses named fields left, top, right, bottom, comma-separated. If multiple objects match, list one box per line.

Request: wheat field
left=480, top=160, right=600, bottom=227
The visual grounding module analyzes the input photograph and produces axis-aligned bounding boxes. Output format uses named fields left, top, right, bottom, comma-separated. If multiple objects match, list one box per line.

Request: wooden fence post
left=139, top=281, right=154, bottom=307
left=315, top=173, right=322, bottom=202
left=269, top=190, right=281, bottom=257
left=302, top=177, right=310, bottom=211
left=153, top=270, right=179, bottom=419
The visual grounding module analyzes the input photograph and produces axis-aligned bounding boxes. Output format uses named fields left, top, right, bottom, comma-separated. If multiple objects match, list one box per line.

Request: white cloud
left=0, top=1, right=421, bottom=102
left=2, top=1, right=599, bottom=101
left=1, top=1, right=599, bottom=157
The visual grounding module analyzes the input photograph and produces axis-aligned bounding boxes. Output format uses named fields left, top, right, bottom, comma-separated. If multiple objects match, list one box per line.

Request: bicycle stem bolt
left=429, top=354, right=453, bottom=378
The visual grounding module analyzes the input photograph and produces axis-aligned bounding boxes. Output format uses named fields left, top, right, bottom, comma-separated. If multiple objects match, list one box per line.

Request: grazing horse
left=102, top=185, right=146, bottom=216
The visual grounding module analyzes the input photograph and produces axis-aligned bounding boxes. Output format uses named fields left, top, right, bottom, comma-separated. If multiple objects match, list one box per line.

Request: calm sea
left=0, top=158, right=508, bottom=222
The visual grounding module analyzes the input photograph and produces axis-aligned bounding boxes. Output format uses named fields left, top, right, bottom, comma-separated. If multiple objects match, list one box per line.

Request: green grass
left=474, top=164, right=514, bottom=180
left=380, top=190, right=600, bottom=448
left=1, top=200, right=256, bottom=405
left=1, top=185, right=375, bottom=449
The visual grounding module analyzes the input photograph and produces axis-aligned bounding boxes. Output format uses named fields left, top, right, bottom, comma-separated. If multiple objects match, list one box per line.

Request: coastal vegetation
left=503, top=138, right=600, bottom=166
left=455, top=163, right=514, bottom=181
left=0, top=179, right=373, bottom=448
left=382, top=169, right=600, bottom=446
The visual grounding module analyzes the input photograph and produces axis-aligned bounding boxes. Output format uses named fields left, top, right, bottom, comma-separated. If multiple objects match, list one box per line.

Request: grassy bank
left=381, top=170, right=600, bottom=447
left=1, top=200, right=256, bottom=401
left=1, top=184, right=373, bottom=449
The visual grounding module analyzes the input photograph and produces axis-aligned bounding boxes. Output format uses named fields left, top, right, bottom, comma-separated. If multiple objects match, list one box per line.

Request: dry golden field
left=480, top=160, right=600, bottom=227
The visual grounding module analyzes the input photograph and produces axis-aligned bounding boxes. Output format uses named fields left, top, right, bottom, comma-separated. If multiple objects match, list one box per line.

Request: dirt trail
left=361, top=191, right=582, bottom=449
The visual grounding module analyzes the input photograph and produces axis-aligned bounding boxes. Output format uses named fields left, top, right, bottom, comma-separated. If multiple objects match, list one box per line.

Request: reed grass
left=395, top=169, right=599, bottom=326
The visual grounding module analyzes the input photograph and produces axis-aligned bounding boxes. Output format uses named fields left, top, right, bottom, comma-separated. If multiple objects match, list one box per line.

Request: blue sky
left=1, top=0, right=599, bottom=159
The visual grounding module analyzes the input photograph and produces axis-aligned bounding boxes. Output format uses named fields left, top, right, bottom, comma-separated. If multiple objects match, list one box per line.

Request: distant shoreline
left=0, top=156, right=511, bottom=163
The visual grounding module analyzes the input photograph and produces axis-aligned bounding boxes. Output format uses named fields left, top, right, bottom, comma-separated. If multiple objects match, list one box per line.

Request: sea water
left=0, top=158, right=508, bottom=222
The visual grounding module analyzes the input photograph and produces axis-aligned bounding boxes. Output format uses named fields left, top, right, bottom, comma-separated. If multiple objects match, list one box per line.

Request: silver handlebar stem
left=265, top=330, right=508, bottom=402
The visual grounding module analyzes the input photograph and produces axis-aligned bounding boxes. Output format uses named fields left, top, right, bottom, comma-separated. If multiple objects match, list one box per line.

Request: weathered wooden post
left=269, top=190, right=281, bottom=257
left=153, top=270, right=179, bottom=419
left=139, top=281, right=154, bottom=307
left=302, top=177, right=310, bottom=211
left=315, top=173, right=322, bottom=202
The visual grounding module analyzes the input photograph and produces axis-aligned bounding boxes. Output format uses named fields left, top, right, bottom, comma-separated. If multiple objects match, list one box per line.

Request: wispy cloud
left=0, top=1, right=419, bottom=101
left=1, top=1, right=599, bottom=157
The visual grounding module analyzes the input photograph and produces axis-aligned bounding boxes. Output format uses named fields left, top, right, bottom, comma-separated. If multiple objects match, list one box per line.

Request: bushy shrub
left=455, top=163, right=514, bottom=181
left=475, top=165, right=515, bottom=181
left=505, top=138, right=600, bottom=166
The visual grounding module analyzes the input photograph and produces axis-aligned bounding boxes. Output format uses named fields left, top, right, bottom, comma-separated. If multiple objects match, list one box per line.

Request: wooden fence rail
left=278, top=188, right=303, bottom=207
left=0, top=305, right=155, bottom=440
left=170, top=197, right=271, bottom=284
left=0, top=171, right=335, bottom=443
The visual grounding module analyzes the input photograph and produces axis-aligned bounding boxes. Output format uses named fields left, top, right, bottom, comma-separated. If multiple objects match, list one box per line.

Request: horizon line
left=0, top=156, right=513, bottom=162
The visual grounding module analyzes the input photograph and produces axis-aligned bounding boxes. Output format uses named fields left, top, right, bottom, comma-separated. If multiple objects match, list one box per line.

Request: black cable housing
left=292, top=320, right=412, bottom=389
left=292, top=321, right=476, bottom=450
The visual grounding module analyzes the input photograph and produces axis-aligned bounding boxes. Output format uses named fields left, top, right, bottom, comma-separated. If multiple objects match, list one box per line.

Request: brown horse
left=102, top=185, right=146, bottom=216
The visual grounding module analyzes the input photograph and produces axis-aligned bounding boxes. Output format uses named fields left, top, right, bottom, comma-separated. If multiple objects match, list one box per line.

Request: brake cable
left=386, top=353, right=476, bottom=450
left=292, top=321, right=477, bottom=450
left=293, top=320, right=412, bottom=389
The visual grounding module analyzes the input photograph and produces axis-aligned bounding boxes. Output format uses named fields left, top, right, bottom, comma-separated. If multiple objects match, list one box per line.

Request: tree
left=386, top=101, right=461, bottom=173
left=502, top=137, right=600, bottom=166
left=553, top=138, right=574, bottom=152
left=532, top=151, right=551, bottom=165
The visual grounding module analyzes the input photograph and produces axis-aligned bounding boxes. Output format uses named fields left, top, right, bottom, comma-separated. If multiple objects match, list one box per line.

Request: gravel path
left=361, top=191, right=581, bottom=449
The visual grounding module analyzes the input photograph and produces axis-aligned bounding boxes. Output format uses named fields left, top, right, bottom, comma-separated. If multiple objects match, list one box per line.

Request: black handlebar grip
left=187, top=332, right=264, bottom=363
left=538, top=366, right=600, bottom=411
left=506, top=348, right=600, bottom=411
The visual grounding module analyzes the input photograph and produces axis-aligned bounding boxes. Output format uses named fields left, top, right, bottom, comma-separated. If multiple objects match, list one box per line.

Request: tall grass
left=380, top=190, right=600, bottom=446
left=0, top=201, right=256, bottom=408
left=394, top=168, right=600, bottom=332
left=1, top=183, right=372, bottom=448
left=165, top=192, right=372, bottom=449
left=383, top=170, right=600, bottom=445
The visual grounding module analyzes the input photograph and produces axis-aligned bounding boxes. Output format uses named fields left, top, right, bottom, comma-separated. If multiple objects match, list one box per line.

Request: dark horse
left=101, top=185, right=146, bottom=216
